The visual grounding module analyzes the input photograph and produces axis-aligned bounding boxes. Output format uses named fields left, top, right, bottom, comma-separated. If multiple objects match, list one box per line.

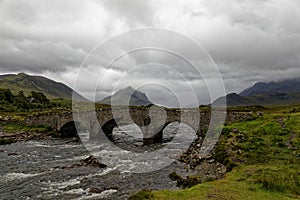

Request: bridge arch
left=59, top=121, right=84, bottom=138
left=100, top=117, right=123, bottom=140
left=144, top=120, right=198, bottom=144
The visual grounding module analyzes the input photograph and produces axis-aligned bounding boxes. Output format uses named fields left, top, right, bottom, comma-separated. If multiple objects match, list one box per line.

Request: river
left=0, top=123, right=198, bottom=200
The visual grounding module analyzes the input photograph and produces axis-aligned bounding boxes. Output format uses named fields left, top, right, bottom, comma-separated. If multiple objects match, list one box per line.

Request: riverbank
left=130, top=107, right=300, bottom=199
left=0, top=122, right=62, bottom=145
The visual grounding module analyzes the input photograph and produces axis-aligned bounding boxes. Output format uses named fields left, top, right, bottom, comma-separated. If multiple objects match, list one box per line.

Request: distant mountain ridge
left=98, top=86, right=152, bottom=106
left=240, top=78, right=300, bottom=96
left=0, top=73, right=85, bottom=100
left=2, top=73, right=299, bottom=106
left=213, top=78, right=300, bottom=106
left=0, top=74, right=15, bottom=80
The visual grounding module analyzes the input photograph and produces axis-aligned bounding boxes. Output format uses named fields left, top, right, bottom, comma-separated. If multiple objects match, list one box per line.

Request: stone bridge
left=22, top=105, right=251, bottom=144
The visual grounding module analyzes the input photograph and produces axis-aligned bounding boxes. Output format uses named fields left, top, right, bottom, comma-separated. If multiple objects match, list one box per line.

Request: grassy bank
left=130, top=106, right=300, bottom=199
left=130, top=165, right=299, bottom=200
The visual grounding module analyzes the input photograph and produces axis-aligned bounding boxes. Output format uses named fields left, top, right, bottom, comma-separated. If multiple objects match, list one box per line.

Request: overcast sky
left=0, top=0, right=300, bottom=106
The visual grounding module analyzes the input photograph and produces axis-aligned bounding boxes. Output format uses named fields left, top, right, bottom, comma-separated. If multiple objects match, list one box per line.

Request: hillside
left=0, top=73, right=85, bottom=100
left=213, top=92, right=300, bottom=106
left=98, top=86, right=152, bottom=106
left=212, top=93, right=253, bottom=106
left=240, top=78, right=300, bottom=96
left=213, top=78, right=300, bottom=106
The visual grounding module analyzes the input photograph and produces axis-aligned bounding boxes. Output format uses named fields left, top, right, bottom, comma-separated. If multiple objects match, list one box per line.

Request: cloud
left=0, top=0, right=299, bottom=106
left=0, top=38, right=86, bottom=73
left=100, top=0, right=155, bottom=26
left=0, top=0, right=124, bottom=73
left=153, top=0, right=300, bottom=93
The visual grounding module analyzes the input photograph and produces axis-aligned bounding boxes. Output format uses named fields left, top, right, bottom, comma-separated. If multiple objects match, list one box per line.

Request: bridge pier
left=143, top=131, right=163, bottom=145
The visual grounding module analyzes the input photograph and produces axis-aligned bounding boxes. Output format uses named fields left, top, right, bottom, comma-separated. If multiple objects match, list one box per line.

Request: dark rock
left=8, top=152, right=18, bottom=156
left=104, top=185, right=119, bottom=190
left=81, top=155, right=107, bottom=168
left=54, top=155, right=107, bottom=170
left=89, top=187, right=104, bottom=193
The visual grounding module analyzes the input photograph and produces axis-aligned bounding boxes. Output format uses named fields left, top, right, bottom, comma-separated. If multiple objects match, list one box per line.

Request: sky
left=0, top=0, right=300, bottom=107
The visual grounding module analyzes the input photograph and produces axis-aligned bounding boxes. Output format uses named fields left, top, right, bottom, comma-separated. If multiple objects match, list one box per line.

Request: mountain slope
left=0, top=73, right=85, bottom=100
left=240, top=78, right=300, bottom=96
left=213, top=92, right=300, bottom=106
left=213, top=78, right=300, bottom=106
left=213, top=93, right=253, bottom=106
left=98, top=86, right=152, bottom=106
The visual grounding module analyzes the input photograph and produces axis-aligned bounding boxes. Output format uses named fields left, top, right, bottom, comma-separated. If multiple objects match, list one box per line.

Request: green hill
left=0, top=73, right=85, bottom=100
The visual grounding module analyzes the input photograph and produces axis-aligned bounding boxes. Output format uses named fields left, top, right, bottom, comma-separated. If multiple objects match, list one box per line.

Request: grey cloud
left=0, top=38, right=85, bottom=73
left=183, top=0, right=300, bottom=90
left=100, top=0, right=155, bottom=26
left=0, top=0, right=112, bottom=73
left=77, top=28, right=222, bottom=105
left=0, top=0, right=300, bottom=106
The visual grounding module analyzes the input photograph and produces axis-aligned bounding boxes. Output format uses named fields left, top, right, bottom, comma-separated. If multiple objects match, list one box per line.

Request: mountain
left=0, top=73, right=85, bottom=100
left=213, top=92, right=300, bottom=106
left=98, top=86, right=152, bottom=106
left=240, top=78, right=300, bottom=96
left=212, top=93, right=253, bottom=106
left=213, top=78, right=300, bottom=106
left=0, top=74, right=15, bottom=80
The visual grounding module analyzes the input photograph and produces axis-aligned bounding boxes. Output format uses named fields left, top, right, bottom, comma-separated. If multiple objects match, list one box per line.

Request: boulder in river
left=81, top=155, right=107, bottom=168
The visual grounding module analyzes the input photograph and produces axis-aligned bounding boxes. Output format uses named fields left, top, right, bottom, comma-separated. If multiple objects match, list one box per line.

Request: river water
left=0, top=123, right=198, bottom=200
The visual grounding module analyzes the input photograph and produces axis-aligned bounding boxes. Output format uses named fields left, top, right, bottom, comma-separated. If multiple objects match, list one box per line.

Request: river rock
left=81, top=155, right=107, bottom=168
left=8, top=152, right=18, bottom=156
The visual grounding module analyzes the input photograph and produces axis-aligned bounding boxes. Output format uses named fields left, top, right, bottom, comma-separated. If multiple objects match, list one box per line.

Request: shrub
left=203, top=177, right=216, bottom=182
left=214, top=140, right=227, bottom=163
left=168, top=171, right=182, bottom=181
left=179, top=175, right=202, bottom=188
left=226, top=161, right=239, bottom=172
left=168, top=172, right=202, bottom=188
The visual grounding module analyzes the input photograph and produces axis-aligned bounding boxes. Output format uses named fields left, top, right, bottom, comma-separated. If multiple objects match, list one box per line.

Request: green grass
left=252, top=165, right=300, bottom=195
left=1, top=123, right=53, bottom=133
left=130, top=106, right=300, bottom=199
left=146, top=165, right=299, bottom=200
left=0, top=99, right=74, bottom=122
left=128, top=189, right=155, bottom=200
left=216, top=112, right=300, bottom=165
